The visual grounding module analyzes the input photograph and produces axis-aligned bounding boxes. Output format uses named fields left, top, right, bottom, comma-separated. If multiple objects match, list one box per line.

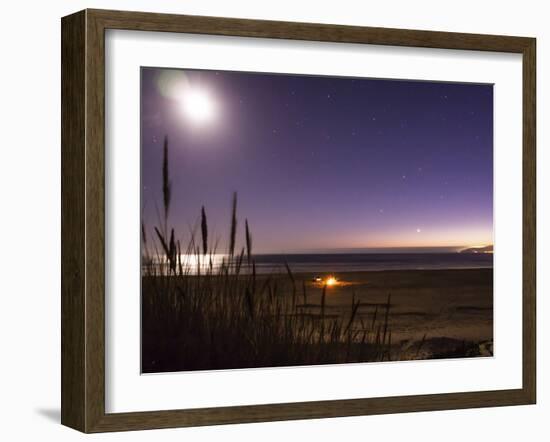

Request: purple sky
left=141, top=67, right=493, bottom=254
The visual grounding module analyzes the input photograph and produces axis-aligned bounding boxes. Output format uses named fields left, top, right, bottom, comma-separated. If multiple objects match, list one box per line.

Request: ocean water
left=146, top=252, right=493, bottom=275
left=251, top=253, right=493, bottom=274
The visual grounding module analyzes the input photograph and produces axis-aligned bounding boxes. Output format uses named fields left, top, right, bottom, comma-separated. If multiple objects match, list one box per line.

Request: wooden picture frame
left=61, top=8, right=536, bottom=433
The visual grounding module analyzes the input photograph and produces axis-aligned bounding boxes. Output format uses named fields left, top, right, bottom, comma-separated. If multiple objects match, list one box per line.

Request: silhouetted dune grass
left=141, top=140, right=394, bottom=372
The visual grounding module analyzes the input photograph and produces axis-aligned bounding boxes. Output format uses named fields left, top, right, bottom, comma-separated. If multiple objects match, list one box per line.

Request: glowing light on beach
left=180, top=89, right=216, bottom=124
left=326, top=277, right=337, bottom=287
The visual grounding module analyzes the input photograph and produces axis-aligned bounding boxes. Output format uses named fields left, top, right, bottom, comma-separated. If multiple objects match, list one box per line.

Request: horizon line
left=242, top=245, right=494, bottom=255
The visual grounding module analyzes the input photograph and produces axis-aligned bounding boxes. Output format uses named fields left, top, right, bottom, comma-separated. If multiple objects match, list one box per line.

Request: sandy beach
left=286, top=268, right=493, bottom=358
left=142, top=267, right=493, bottom=372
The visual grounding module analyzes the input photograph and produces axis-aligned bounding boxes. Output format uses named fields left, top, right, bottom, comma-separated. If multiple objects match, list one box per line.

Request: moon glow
left=180, top=89, right=216, bottom=124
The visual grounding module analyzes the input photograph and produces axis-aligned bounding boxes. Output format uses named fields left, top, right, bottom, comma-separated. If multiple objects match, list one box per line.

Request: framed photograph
left=61, top=9, right=536, bottom=432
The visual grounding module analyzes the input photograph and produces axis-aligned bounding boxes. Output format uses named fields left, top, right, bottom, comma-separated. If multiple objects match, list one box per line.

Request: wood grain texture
left=61, top=10, right=86, bottom=431
left=60, top=8, right=537, bottom=433
left=84, top=10, right=107, bottom=432
left=89, top=8, right=533, bottom=52
left=522, top=38, right=536, bottom=403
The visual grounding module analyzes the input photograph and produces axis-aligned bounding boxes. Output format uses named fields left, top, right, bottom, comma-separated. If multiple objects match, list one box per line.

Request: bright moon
left=180, top=89, right=216, bottom=124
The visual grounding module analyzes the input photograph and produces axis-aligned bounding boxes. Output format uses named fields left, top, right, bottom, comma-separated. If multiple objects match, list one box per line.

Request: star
left=416, top=228, right=421, bottom=233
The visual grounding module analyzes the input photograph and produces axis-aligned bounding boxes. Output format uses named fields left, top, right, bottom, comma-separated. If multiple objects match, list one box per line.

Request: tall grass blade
left=345, top=299, right=360, bottom=335
left=168, top=228, right=176, bottom=273
left=154, top=226, right=169, bottom=257
left=229, top=192, right=237, bottom=256
left=141, top=222, right=147, bottom=244
left=382, top=294, right=391, bottom=346
left=201, top=206, right=208, bottom=255
left=245, top=219, right=252, bottom=264
left=321, top=284, right=327, bottom=318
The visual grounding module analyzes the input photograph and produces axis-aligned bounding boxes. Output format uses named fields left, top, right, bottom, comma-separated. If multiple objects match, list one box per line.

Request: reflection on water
left=143, top=252, right=493, bottom=276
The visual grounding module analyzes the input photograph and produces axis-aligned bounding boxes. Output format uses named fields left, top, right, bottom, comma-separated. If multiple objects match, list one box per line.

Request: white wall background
left=0, top=0, right=546, bottom=440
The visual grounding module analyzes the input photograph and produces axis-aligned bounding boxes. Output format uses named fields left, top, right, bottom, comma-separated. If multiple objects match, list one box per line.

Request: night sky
left=141, top=67, right=493, bottom=254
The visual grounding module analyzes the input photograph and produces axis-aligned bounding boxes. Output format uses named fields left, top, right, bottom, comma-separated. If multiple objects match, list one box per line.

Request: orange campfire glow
left=313, top=276, right=340, bottom=287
